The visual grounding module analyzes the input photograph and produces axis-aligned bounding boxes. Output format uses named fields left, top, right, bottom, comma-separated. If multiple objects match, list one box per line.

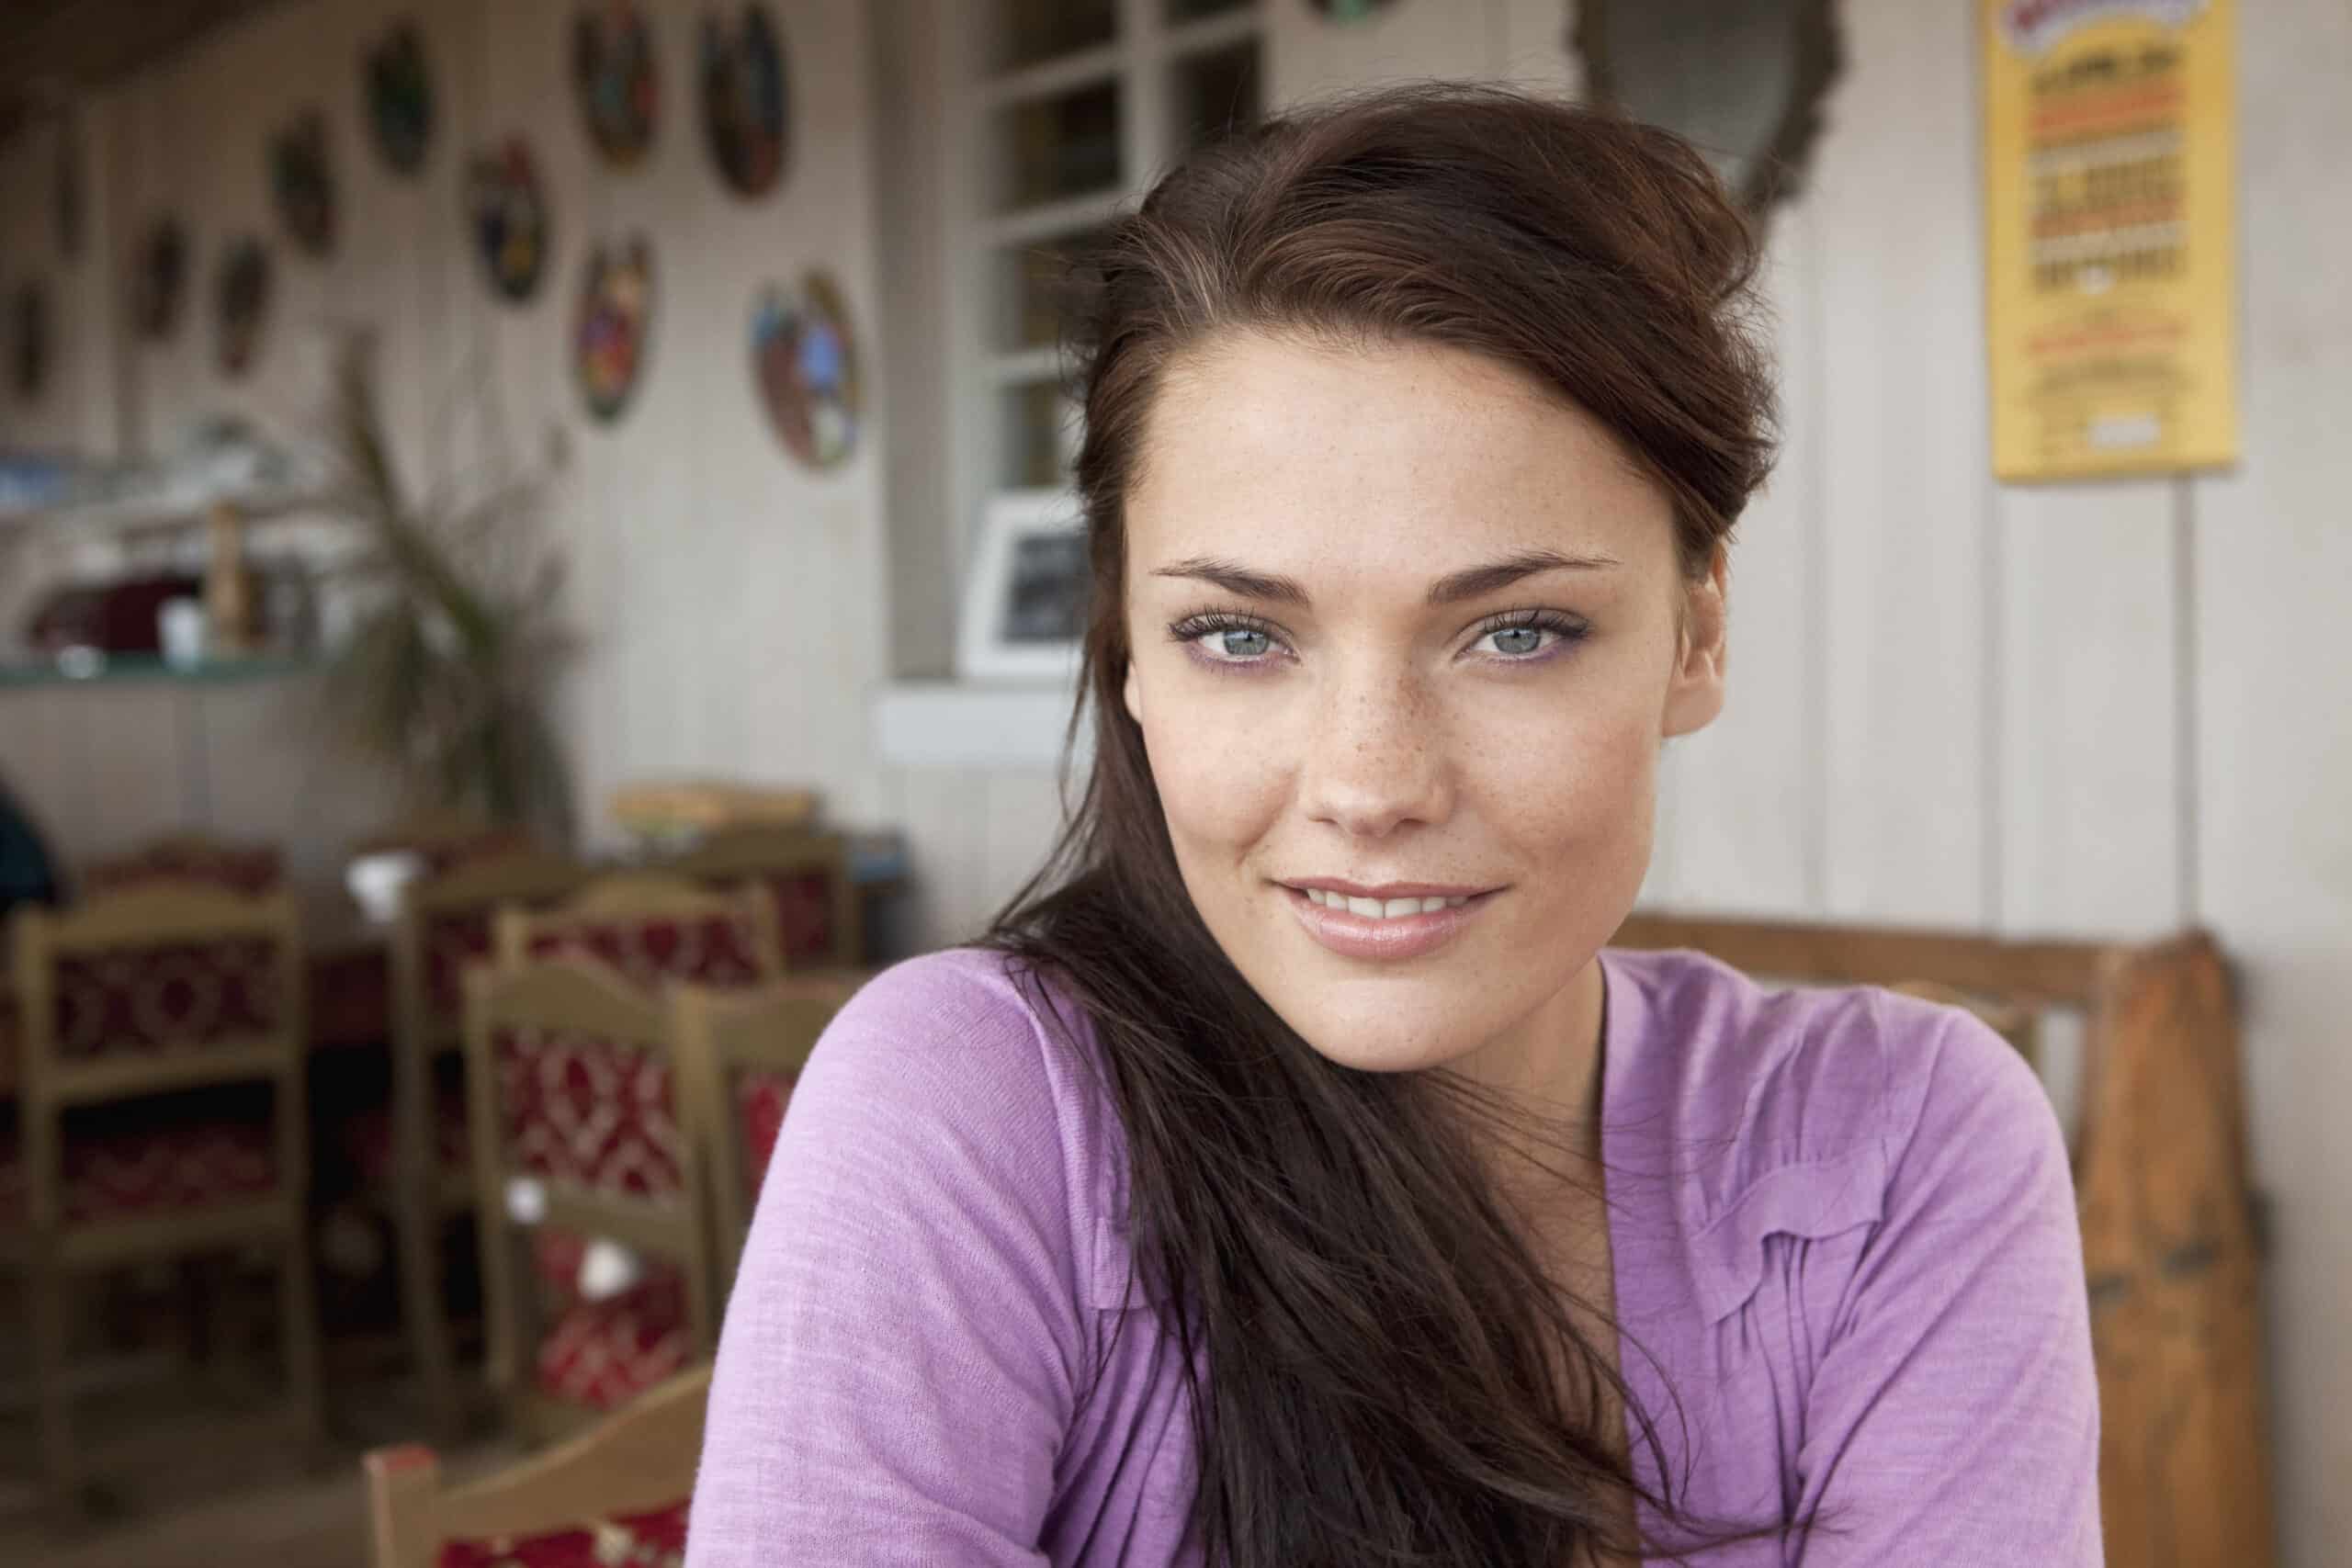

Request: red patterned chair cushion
left=494, top=1026, right=683, bottom=1201
left=51, top=938, right=283, bottom=1059
left=436, top=1500, right=688, bottom=1568
left=533, top=1264, right=693, bottom=1414
left=762, top=870, right=840, bottom=965
left=733, top=1069, right=794, bottom=1204
left=523, top=913, right=766, bottom=990
left=0, top=1112, right=277, bottom=1225
left=531, top=1225, right=592, bottom=1299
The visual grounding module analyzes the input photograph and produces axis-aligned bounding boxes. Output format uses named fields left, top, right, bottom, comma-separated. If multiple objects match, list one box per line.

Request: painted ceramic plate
left=11, top=282, right=50, bottom=400
left=574, top=3, right=659, bottom=169
left=701, top=6, right=788, bottom=197
left=133, top=217, right=189, bottom=341
left=366, top=19, right=435, bottom=175
left=752, top=270, right=860, bottom=469
left=217, top=239, right=272, bottom=378
left=270, top=108, right=335, bottom=256
left=467, top=138, right=550, bottom=304
left=575, top=235, right=654, bottom=422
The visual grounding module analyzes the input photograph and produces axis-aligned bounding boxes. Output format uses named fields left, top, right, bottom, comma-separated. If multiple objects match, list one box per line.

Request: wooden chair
left=81, top=830, right=284, bottom=898
left=492, top=872, right=782, bottom=989
left=672, top=972, right=866, bottom=1287
left=364, top=1362, right=708, bottom=1568
left=463, top=957, right=720, bottom=1444
left=661, top=828, right=861, bottom=969
left=387, top=845, right=590, bottom=1436
left=4, top=882, right=320, bottom=1506
left=1609, top=912, right=2274, bottom=1568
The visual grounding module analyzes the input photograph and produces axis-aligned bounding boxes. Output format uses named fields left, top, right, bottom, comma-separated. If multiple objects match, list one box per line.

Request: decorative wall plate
left=217, top=239, right=272, bottom=377
left=700, top=6, right=788, bottom=197
left=467, top=138, right=551, bottom=304
left=575, top=236, right=654, bottom=422
left=133, top=217, right=189, bottom=341
left=574, top=2, right=659, bottom=169
left=270, top=108, right=336, bottom=255
left=1574, top=0, right=1843, bottom=214
left=752, top=270, right=860, bottom=469
left=366, top=19, right=435, bottom=175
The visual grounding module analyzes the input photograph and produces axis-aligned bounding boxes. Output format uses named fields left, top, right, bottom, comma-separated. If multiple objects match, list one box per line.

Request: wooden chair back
left=463, top=955, right=719, bottom=1441
left=1609, top=912, right=2274, bottom=1568
left=9, top=881, right=305, bottom=1126
left=493, top=871, right=782, bottom=988
left=80, top=831, right=285, bottom=897
left=661, top=828, right=861, bottom=969
left=364, top=1363, right=710, bottom=1568
left=5, top=881, right=321, bottom=1495
left=672, top=972, right=865, bottom=1284
left=392, top=846, right=590, bottom=1055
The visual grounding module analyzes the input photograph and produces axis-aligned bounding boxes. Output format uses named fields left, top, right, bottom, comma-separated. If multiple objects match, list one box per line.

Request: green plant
left=315, top=333, right=577, bottom=844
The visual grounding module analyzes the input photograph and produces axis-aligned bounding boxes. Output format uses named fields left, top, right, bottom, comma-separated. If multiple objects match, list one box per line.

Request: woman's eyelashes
left=1464, top=608, right=1590, bottom=664
left=1166, top=607, right=1591, bottom=672
left=1170, top=611, right=1289, bottom=671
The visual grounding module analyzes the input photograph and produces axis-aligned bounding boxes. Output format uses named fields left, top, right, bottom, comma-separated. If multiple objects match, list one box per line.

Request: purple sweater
left=686, top=946, right=2101, bottom=1565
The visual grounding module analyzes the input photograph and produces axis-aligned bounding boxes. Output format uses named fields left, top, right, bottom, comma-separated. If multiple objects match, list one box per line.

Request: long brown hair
left=985, top=84, right=1779, bottom=1566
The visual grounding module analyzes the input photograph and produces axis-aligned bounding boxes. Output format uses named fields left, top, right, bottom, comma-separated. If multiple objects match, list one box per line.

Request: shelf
left=0, top=654, right=319, bottom=689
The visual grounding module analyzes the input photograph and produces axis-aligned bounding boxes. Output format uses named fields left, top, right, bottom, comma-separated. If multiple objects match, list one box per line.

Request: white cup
left=158, top=597, right=208, bottom=668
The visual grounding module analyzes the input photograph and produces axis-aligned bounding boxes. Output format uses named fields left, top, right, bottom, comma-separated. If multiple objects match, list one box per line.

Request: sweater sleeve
left=685, top=954, right=1088, bottom=1566
left=1792, top=1009, right=2104, bottom=1566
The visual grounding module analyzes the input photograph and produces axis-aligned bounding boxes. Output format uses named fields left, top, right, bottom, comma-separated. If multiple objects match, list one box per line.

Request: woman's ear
left=1661, top=547, right=1728, bottom=739
left=1123, top=654, right=1145, bottom=726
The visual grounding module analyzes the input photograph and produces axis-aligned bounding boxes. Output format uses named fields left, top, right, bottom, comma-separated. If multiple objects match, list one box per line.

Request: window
left=946, top=0, right=1264, bottom=539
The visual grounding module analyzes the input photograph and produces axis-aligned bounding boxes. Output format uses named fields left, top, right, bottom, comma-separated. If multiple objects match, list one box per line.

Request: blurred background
left=0, top=1, right=2342, bottom=1565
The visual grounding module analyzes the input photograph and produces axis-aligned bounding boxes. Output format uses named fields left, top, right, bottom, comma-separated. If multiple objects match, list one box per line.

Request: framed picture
left=957, top=492, right=1091, bottom=682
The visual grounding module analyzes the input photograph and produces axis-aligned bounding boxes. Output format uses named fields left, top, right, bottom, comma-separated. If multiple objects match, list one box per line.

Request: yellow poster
left=1984, top=0, right=2237, bottom=480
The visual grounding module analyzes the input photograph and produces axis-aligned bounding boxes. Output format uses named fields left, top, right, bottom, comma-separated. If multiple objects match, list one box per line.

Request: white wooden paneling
left=1658, top=195, right=1826, bottom=915
left=1268, top=0, right=1510, bottom=106
left=1995, top=479, right=2184, bottom=938
left=1497, top=0, right=1581, bottom=93
left=1805, top=0, right=1993, bottom=926
left=2191, top=2, right=2352, bottom=1559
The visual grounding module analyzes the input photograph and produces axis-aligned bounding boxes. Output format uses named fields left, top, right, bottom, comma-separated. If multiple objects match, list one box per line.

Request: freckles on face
left=1119, top=331, right=1711, bottom=1080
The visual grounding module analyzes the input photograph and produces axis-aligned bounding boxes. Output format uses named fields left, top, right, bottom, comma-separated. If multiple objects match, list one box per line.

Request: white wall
left=0, top=0, right=892, bottom=877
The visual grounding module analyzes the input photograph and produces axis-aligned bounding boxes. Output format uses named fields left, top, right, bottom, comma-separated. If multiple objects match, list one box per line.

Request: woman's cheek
left=1139, top=671, right=1295, bottom=853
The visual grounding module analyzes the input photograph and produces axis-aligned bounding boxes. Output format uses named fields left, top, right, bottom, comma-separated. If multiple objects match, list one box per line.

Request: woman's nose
left=1295, top=667, right=1453, bottom=840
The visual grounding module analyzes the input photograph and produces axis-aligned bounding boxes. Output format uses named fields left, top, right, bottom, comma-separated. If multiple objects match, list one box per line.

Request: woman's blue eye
left=1214, top=627, right=1271, bottom=659
left=1487, top=626, right=1545, bottom=656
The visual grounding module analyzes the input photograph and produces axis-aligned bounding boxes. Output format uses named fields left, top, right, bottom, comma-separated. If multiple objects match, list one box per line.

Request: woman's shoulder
left=1600, top=945, right=2056, bottom=1250
left=788, top=948, right=1132, bottom=1301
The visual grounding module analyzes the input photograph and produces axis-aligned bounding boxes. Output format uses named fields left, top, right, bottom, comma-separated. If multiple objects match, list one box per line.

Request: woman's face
left=1121, top=331, right=1726, bottom=1090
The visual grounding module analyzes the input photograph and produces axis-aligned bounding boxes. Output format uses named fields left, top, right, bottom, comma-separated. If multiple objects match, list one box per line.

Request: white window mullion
left=1123, top=0, right=1171, bottom=200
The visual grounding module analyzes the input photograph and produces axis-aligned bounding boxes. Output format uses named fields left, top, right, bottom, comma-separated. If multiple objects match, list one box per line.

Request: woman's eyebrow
left=1426, top=548, right=1621, bottom=604
left=1150, top=548, right=1620, bottom=608
left=1151, top=558, right=1309, bottom=604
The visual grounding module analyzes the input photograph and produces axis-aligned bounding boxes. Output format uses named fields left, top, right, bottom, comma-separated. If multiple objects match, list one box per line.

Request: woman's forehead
left=1127, top=332, right=1676, bottom=583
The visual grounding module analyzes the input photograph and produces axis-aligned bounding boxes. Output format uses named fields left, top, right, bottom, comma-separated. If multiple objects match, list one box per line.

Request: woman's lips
left=1281, top=883, right=1498, bottom=961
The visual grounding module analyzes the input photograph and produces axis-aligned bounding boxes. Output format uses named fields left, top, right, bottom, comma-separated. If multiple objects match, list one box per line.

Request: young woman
left=687, top=85, right=2100, bottom=1567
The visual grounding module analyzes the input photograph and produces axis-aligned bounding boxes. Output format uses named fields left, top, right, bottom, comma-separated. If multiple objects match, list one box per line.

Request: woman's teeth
left=1301, top=889, right=1470, bottom=918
